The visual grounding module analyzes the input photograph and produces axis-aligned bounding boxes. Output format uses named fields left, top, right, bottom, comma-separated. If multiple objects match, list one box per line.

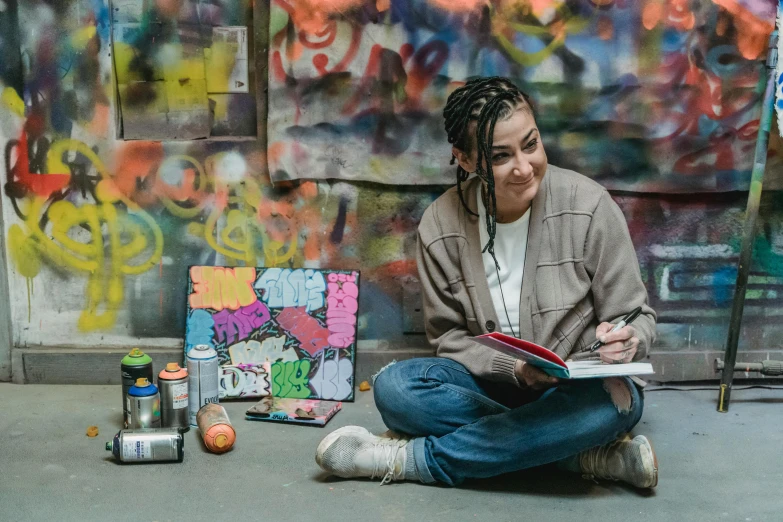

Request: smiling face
left=453, top=107, right=547, bottom=223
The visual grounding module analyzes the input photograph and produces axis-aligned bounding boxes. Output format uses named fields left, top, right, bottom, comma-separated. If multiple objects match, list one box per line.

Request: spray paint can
left=121, top=348, right=153, bottom=428
left=127, top=378, right=161, bottom=429
left=158, top=363, right=189, bottom=431
left=187, top=345, right=219, bottom=426
left=106, top=429, right=184, bottom=463
left=196, top=403, right=236, bottom=454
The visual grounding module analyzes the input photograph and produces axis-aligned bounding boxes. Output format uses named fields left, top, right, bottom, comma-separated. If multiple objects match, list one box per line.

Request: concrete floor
left=1, top=383, right=781, bottom=522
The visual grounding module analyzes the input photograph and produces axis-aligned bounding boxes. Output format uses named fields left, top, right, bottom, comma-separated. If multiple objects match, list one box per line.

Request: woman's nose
left=513, top=155, right=533, bottom=176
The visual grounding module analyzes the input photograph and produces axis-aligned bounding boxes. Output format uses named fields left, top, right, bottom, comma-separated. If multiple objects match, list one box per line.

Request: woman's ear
left=452, top=146, right=476, bottom=173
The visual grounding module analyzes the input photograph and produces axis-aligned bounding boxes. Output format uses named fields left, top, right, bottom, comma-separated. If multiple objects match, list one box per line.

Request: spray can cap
left=135, top=377, right=151, bottom=387
left=122, top=348, right=152, bottom=366
left=159, top=363, right=188, bottom=380
left=105, top=442, right=112, bottom=451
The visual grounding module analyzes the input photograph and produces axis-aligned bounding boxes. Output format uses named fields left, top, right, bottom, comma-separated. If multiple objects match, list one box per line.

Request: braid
left=442, top=76, right=535, bottom=266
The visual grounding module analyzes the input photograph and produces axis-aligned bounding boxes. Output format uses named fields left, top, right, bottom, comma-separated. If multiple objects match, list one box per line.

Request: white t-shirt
left=477, top=189, right=530, bottom=337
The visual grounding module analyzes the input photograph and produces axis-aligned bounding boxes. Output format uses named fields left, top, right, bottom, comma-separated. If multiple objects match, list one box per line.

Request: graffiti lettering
left=4, top=135, right=163, bottom=331
left=228, top=336, right=298, bottom=365
left=185, top=309, right=216, bottom=352
left=309, top=351, right=353, bottom=401
left=255, top=268, right=327, bottom=311
left=271, top=360, right=312, bottom=399
left=276, top=306, right=330, bottom=356
left=219, top=363, right=271, bottom=399
left=326, top=272, right=359, bottom=348
left=189, top=266, right=258, bottom=311
left=212, top=300, right=271, bottom=345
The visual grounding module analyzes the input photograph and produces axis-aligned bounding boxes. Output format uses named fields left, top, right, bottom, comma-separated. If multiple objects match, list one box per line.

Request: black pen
left=587, top=306, right=643, bottom=353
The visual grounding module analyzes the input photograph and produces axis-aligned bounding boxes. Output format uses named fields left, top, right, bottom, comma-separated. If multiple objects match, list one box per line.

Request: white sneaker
left=579, top=435, right=659, bottom=488
left=315, top=425, right=410, bottom=485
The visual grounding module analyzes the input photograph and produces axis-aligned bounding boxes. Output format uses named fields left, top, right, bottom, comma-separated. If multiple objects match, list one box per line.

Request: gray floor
left=1, top=383, right=781, bottom=522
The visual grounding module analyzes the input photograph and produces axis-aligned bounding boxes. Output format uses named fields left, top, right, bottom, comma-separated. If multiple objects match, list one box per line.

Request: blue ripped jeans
left=373, top=357, right=644, bottom=486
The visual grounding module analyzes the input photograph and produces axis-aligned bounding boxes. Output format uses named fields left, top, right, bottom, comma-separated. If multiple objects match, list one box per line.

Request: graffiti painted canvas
left=185, top=266, right=359, bottom=401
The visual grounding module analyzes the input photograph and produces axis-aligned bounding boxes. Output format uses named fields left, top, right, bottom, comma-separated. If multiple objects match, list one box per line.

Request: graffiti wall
left=1, top=0, right=783, bottom=381
left=186, top=266, right=359, bottom=401
left=269, top=0, right=776, bottom=190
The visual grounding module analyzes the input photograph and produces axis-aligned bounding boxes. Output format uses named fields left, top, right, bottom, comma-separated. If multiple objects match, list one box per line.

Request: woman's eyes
left=492, top=140, right=537, bottom=161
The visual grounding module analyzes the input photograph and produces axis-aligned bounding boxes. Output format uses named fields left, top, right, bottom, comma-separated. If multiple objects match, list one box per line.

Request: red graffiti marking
left=326, top=272, right=358, bottom=348
left=276, top=306, right=330, bottom=357
left=190, top=266, right=258, bottom=311
left=405, top=40, right=449, bottom=105
left=213, top=301, right=272, bottom=346
left=8, top=131, right=70, bottom=198
left=674, top=119, right=759, bottom=175
left=312, top=24, right=363, bottom=75
left=270, top=15, right=363, bottom=81
left=299, top=21, right=337, bottom=50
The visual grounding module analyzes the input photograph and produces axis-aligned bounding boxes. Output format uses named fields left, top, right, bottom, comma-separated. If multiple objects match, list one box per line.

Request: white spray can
left=187, top=345, right=219, bottom=426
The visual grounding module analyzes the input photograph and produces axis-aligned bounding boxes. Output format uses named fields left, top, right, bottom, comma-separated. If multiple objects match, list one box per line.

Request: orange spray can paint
left=196, top=403, right=236, bottom=454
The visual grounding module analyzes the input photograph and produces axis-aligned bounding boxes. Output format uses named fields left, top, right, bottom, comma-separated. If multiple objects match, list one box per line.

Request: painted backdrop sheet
left=268, top=0, right=775, bottom=191
left=185, top=267, right=359, bottom=401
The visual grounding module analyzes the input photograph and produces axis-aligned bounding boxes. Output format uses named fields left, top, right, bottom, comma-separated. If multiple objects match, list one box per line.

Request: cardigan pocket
left=449, top=279, right=480, bottom=333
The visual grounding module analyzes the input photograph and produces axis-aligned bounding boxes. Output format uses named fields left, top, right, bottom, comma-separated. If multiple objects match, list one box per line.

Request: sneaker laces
left=582, top=439, right=621, bottom=482
left=370, top=439, right=407, bottom=486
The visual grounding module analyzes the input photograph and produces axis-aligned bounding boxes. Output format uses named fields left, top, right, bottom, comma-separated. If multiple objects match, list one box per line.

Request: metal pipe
left=716, top=358, right=783, bottom=376
left=717, top=29, right=779, bottom=413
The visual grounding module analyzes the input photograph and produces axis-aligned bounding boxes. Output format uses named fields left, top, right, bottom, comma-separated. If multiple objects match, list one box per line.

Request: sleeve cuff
left=491, top=353, right=522, bottom=387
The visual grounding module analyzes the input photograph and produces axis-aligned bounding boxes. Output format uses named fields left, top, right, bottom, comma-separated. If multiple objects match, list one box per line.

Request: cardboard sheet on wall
left=110, top=3, right=254, bottom=139
left=266, top=0, right=775, bottom=191
left=185, top=267, right=359, bottom=401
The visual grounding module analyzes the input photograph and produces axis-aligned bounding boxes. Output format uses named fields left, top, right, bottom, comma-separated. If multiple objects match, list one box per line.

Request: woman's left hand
left=595, top=322, right=639, bottom=364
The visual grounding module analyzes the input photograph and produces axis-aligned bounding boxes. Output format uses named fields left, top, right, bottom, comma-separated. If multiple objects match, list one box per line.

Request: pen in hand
left=587, top=306, right=643, bottom=353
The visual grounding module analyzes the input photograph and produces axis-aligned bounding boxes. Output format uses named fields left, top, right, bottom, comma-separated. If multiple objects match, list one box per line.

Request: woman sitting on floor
left=315, top=76, right=659, bottom=489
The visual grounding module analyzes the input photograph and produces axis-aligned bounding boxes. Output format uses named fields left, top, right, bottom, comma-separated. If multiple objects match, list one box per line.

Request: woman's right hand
left=514, top=360, right=559, bottom=390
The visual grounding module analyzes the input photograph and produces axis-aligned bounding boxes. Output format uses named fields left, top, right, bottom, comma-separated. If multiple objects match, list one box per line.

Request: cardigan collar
left=461, top=167, right=549, bottom=340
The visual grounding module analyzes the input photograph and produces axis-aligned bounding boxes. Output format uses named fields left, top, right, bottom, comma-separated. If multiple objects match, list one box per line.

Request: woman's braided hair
left=443, top=76, right=535, bottom=264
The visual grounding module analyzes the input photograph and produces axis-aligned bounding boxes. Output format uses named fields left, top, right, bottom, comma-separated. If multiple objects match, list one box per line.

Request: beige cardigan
left=416, top=165, right=657, bottom=386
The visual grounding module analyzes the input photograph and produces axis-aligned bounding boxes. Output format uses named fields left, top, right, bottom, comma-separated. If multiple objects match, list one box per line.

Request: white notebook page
left=564, top=361, right=654, bottom=379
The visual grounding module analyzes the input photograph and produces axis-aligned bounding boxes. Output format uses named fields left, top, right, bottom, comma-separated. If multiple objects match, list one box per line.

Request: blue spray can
left=127, top=378, right=161, bottom=429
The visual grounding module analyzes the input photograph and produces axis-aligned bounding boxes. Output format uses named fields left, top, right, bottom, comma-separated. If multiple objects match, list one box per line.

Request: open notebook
left=474, top=332, right=654, bottom=379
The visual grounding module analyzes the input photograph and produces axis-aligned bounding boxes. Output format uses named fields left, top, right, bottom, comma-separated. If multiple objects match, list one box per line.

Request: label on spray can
left=187, top=345, right=220, bottom=426
left=171, top=383, right=188, bottom=409
left=107, top=429, right=184, bottom=463
left=123, top=439, right=152, bottom=460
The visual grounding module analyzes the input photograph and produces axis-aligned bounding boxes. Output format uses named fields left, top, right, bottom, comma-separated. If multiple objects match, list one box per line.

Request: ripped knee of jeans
left=371, top=359, right=397, bottom=385
left=603, top=377, right=633, bottom=415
